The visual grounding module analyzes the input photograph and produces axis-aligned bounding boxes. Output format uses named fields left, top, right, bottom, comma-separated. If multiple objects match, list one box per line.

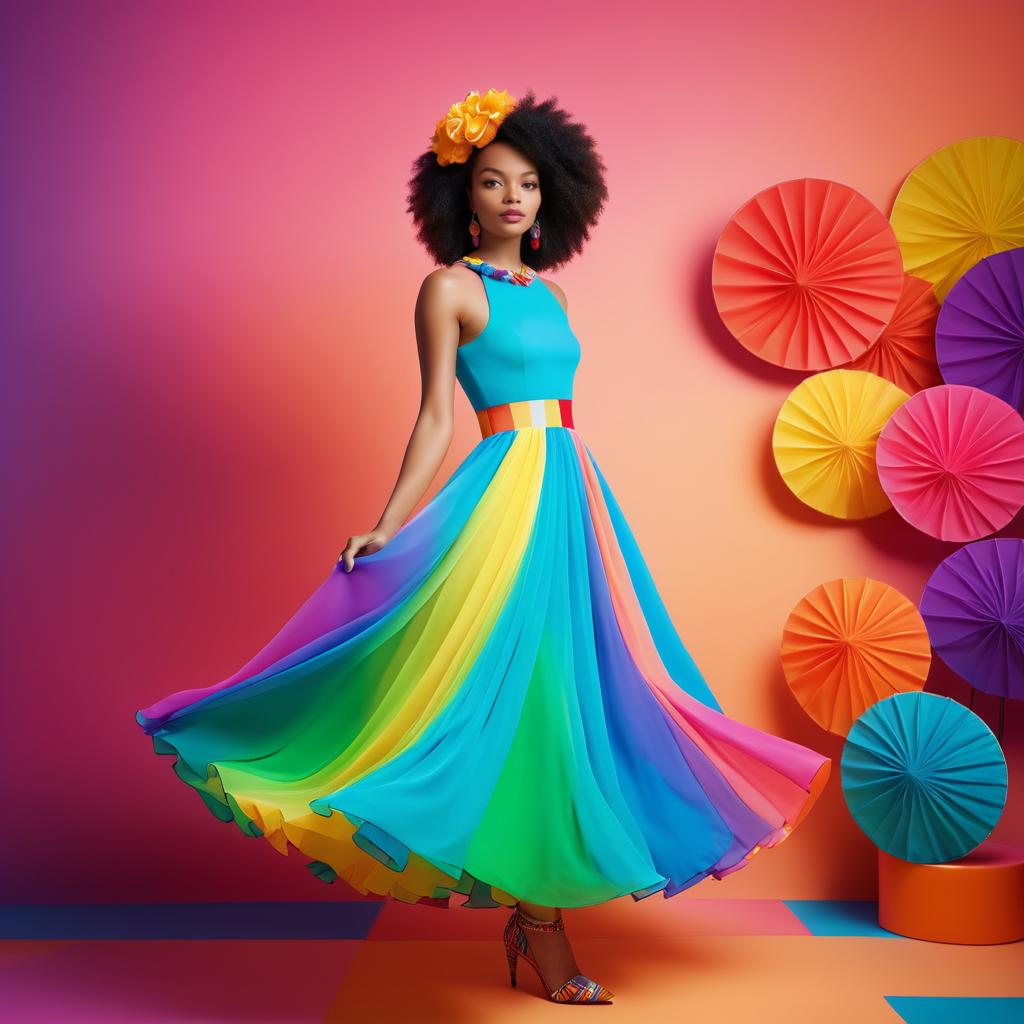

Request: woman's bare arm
left=337, top=268, right=462, bottom=571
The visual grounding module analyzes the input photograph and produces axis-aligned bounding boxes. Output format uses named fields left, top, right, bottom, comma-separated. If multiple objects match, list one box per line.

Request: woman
left=136, top=88, right=832, bottom=1005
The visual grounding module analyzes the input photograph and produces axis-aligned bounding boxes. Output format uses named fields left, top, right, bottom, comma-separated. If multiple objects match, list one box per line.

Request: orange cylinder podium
left=878, top=840, right=1024, bottom=944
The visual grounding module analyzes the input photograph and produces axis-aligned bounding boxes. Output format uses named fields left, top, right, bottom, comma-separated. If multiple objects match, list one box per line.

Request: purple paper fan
left=935, top=247, right=1024, bottom=415
left=919, top=538, right=1024, bottom=700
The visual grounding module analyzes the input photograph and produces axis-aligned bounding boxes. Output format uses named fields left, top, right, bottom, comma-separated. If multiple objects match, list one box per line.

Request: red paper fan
left=712, top=179, right=905, bottom=370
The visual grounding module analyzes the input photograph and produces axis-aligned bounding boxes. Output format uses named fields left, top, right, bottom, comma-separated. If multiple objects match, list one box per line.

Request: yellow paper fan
left=772, top=369, right=910, bottom=518
left=890, top=135, right=1024, bottom=302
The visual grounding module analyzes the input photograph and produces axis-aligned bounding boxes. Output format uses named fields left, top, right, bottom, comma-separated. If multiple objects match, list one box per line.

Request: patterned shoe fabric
left=552, top=973, right=615, bottom=1002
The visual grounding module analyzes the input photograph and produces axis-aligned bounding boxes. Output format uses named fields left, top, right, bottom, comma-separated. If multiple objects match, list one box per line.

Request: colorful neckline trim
left=458, top=255, right=537, bottom=286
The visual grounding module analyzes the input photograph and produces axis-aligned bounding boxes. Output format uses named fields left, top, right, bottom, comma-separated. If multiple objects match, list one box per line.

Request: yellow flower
left=431, top=88, right=517, bottom=166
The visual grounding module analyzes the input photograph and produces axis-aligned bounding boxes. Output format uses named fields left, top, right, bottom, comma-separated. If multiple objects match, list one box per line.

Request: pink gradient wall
left=4, top=0, right=1022, bottom=904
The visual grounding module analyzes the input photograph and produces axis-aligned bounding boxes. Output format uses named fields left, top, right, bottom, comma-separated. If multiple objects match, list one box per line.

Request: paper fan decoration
left=842, top=274, right=943, bottom=394
left=920, top=538, right=1024, bottom=700
left=890, top=135, right=1024, bottom=303
left=935, top=247, right=1024, bottom=415
left=875, top=384, right=1024, bottom=541
left=712, top=178, right=905, bottom=369
left=841, top=691, right=1007, bottom=863
left=781, top=578, right=931, bottom=736
left=772, top=369, right=910, bottom=518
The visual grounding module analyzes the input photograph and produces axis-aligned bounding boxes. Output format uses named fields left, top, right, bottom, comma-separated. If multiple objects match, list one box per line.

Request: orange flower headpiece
left=431, top=88, right=518, bottom=167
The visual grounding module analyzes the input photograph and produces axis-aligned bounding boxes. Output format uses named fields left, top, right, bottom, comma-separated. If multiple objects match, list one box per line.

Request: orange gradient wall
left=4, top=0, right=1022, bottom=903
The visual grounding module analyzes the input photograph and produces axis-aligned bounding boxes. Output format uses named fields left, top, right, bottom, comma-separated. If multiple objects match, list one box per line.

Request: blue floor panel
left=782, top=899, right=900, bottom=938
left=886, top=996, right=1024, bottom=1023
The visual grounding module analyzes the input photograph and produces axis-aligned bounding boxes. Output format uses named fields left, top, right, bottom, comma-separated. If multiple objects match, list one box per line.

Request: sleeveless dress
left=135, top=258, right=832, bottom=910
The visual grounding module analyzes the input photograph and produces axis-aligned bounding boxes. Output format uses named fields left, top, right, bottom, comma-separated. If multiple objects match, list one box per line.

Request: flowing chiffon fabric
left=137, top=425, right=830, bottom=908
left=136, top=268, right=831, bottom=909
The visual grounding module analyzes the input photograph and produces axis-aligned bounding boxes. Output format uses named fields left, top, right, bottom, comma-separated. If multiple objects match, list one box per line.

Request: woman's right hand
left=336, top=528, right=393, bottom=573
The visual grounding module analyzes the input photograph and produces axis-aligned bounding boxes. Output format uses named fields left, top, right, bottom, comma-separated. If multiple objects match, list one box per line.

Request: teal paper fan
left=840, top=691, right=1006, bottom=863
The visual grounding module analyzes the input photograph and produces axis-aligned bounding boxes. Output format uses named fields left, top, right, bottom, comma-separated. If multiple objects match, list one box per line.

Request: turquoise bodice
left=454, top=265, right=581, bottom=412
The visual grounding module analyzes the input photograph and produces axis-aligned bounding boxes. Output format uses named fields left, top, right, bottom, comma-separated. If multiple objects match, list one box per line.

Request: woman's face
left=466, top=142, right=541, bottom=242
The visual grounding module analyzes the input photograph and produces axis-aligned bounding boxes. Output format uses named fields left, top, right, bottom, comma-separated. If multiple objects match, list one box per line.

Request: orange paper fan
left=781, top=578, right=931, bottom=736
left=712, top=178, right=905, bottom=370
left=842, top=274, right=943, bottom=394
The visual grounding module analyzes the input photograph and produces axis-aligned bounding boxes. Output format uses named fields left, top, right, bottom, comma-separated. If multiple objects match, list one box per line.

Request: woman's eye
left=484, top=180, right=538, bottom=189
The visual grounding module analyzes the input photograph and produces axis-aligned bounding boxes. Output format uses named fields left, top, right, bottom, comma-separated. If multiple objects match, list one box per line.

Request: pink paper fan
left=876, top=384, right=1024, bottom=541
left=712, top=178, right=905, bottom=370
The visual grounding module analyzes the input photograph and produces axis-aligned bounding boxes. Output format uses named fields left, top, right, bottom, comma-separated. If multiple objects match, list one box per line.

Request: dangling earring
left=529, top=218, right=541, bottom=251
left=469, top=211, right=481, bottom=248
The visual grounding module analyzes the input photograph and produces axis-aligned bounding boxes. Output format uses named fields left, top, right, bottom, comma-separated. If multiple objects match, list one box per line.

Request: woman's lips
left=500, top=212, right=524, bottom=221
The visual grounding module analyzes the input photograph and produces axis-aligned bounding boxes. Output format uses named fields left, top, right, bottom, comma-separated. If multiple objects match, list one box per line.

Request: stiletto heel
left=502, top=903, right=614, bottom=1003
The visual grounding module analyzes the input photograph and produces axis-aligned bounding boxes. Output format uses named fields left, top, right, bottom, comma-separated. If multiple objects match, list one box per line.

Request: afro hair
left=406, top=90, right=609, bottom=273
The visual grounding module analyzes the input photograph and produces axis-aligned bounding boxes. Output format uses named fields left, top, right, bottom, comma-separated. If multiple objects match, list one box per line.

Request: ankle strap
left=515, top=905, right=565, bottom=931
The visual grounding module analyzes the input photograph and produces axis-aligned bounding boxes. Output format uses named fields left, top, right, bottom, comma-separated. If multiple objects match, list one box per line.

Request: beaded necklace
left=457, top=254, right=537, bottom=286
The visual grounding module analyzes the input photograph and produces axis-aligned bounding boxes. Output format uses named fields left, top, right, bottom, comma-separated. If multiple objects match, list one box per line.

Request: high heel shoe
left=503, top=904, right=614, bottom=1004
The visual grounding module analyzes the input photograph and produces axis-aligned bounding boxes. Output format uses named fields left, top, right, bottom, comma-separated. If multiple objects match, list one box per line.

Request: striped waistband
left=476, top=398, right=575, bottom=437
